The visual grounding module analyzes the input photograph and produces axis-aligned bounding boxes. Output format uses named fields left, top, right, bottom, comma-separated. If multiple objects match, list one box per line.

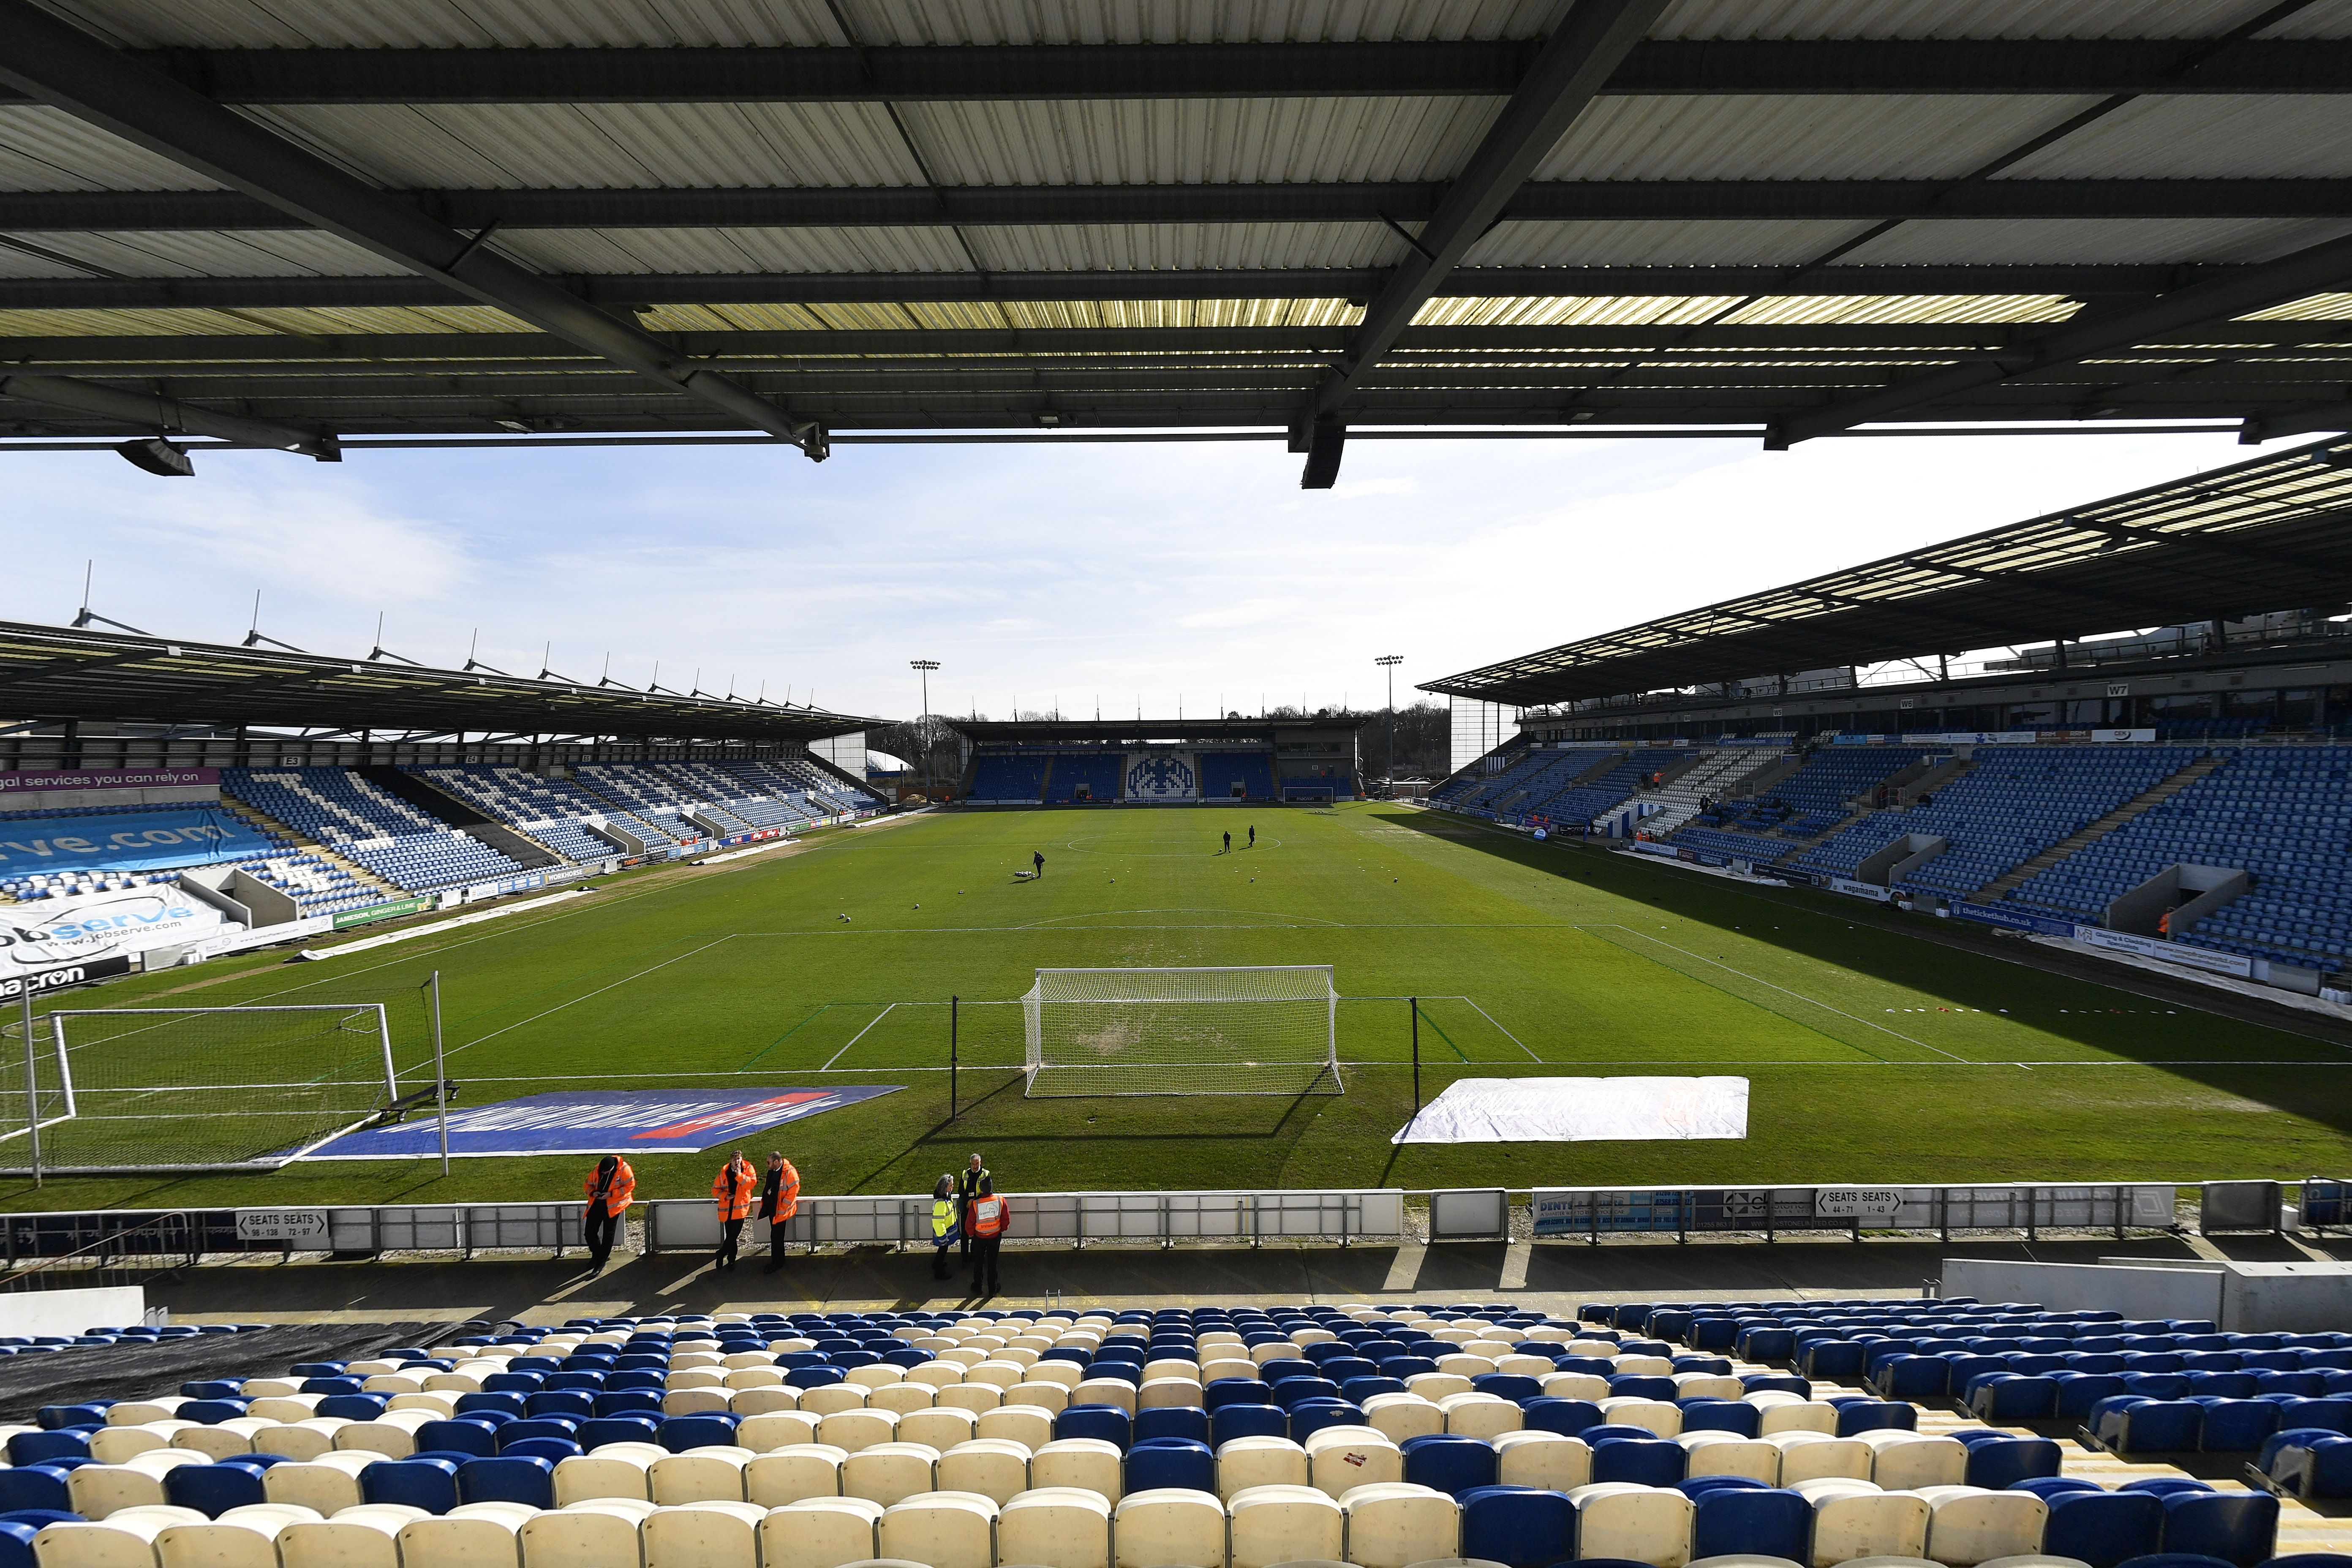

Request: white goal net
left=1022, top=965, right=1340, bottom=1097
left=0, top=1004, right=398, bottom=1173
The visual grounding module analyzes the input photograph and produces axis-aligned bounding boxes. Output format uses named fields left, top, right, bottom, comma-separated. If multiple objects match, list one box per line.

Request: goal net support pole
left=1021, top=964, right=1340, bottom=1097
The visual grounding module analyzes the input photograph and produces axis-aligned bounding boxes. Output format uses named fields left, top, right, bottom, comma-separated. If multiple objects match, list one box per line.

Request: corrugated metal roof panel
left=969, top=220, right=1393, bottom=270
left=1650, top=0, right=2352, bottom=41
left=0, top=106, right=225, bottom=192
left=1412, top=294, right=1738, bottom=327
left=2245, top=290, right=2352, bottom=320
left=1846, top=215, right=2352, bottom=265
left=897, top=95, right=1502, bottom=187
left=245, top=102, right=922, bottom=190
left=492, top=223, right=972, bottom=272
left=1466, top=217, right=1872, bottom=267
left=1534, top=95, right=2093, bottom=182
left=49, top=0, right=1556, bottom=50
left=2001, top=96, right=2352, bottom=180
left=1723, top=292, right=2080, bottom=324
left=10, top=227, right=395, bottom=276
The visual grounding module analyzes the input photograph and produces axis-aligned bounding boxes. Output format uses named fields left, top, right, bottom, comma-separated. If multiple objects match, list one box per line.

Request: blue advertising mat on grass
left=298, top=1086, right=902, bottom=1160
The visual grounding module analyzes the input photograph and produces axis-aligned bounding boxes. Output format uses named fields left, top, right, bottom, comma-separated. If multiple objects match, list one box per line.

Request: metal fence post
left=18, top=986, right=40, bottom=1189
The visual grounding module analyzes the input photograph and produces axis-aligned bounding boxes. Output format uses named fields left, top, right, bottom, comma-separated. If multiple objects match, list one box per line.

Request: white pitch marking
left=823, top=1003, right=898, bottom=1071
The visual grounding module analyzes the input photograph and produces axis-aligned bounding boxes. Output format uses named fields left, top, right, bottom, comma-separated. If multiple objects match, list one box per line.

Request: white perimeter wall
left=0, top=1285, right=145, bottom=1337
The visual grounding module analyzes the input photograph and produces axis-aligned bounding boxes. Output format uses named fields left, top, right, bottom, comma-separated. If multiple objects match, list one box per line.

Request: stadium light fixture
left=1376, top=655, right=1403, bottom=798
left=911, top=659, right=939, bottom=796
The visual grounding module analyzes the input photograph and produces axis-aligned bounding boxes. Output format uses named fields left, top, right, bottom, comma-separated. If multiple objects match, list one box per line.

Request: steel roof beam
left=0, top=264, right=2249, bottom=313
left=1301, top=0, right=1671, bottom=485
left=0, top=38, right=2336, bottom=105
left=14, top=179, right=2347, bottom=232
left=1768, top=227, right=2352, bottom=446
left=0, top=0, right=825, bottom=456
left=0, top=371, right=336, bottom=457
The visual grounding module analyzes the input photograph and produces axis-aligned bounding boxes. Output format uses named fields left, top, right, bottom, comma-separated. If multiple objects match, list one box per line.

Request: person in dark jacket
left=953, top=1153, right=989, bottom=1265
left=758, top=1150, right=799, bottom=1274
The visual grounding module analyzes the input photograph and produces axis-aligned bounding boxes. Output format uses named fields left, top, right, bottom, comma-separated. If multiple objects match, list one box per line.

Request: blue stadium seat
left=457, top=1456, right=555, bottom=1509
left=2159, top=1490, right=2276, bottom=1567
left=1690, top=1486, right=1808, bottom=1562
left=656, top=1414, right=740, bottom=1451
left=1056, top=1405, right=1131, bottom=1451
left=1458, top=1485, right=1574, bottom=1568
left=1400, top=1433, right=1500, bottom=1497
left=1962, top=1435, right=2062, bottom=1487
left=1133, top=1407, right=1209, bottom=1445
left=2044, top=1486, right=2165, bottom=1568
left=414, top=1419, right=501, bottom=1457
left=1209, top=1404, right=1288, bottom=1446
left=1589, top=1437, right=1685, bottom=1487
left=359, top=1457, right=459, bottom=1514
left=1125, top=1438, right=1213, bottom=1494
left=163, top=1462, right=268, bottom=1517
left=1523, top=1399, right=1603, bottom=1437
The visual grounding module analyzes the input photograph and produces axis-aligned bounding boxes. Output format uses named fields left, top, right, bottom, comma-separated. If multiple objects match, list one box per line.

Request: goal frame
left=0, top=1003, right=399, bottom=1175
left=1021, top=964, right=1340, bottom=1098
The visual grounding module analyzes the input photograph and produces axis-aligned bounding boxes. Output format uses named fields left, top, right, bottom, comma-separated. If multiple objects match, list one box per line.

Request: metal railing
left=2, top=1210, right=195, bottom=1290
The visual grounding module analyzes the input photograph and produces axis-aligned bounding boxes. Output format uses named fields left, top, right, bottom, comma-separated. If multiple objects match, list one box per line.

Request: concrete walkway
left=144, top=1229, right=2342, bottom=1328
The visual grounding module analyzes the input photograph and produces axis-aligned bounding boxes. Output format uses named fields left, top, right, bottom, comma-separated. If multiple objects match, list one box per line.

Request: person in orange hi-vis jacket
left=966, top=1175, right=1007, bottom=1297
left=711, top=1149, right=756, bottom=1272
left=759, top=1149, right=800, bottom=1275
left=581, top=1154, right=634, bottom=1273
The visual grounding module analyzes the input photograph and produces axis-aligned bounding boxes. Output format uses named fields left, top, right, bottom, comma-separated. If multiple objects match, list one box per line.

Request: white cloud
left=0, top=428, right=2287, bottom=721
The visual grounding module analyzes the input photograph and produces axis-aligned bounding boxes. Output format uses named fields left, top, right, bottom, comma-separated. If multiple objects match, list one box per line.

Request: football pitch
left=8, top=801, right=2351, bottom=1212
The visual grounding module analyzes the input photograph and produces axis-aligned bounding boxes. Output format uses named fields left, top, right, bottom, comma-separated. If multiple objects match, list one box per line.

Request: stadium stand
left=2006, top=747, right=2352, bottom=974
left=1792, top=747, right=2200, bottom=896
left=405, top=768, right=636, bottom=864
left=1045, top=754, right=1122, bottom=804
left=7, top=1297, right=2338, bottom=1568
left=569, top=766, right=709, bottom=843
left=1538, top=756, right=1651, bottom=829
left=1627, top=749, right=1767, bottom=838
left=1195, top=752, right=1277, bottom=802
left=1704, top=748, right=1932, bottom=840
left=220, top=769, right=528, bottom=894
left=966, top=753, right=1052, bottom=805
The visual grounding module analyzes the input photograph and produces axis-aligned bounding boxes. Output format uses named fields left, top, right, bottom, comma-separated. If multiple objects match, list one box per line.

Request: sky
left=5, top=426, right=2302, bottom=725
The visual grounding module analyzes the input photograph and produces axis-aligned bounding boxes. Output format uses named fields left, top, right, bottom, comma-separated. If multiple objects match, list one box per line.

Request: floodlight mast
left=910, top=659, right=940, bottom=799
left=1376, top=654, right=1403, bottom=798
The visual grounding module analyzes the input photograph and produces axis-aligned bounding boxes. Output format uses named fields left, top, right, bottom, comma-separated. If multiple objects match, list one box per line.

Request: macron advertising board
left=301, top=1085, right=903, bottom=1159
left=0, top=809, right=273, bottom=875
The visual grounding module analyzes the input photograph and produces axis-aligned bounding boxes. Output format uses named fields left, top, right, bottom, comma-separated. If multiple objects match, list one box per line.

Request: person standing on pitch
left=929, top=1175, right=960, bottom=1282
left=1248, top=825, right=1255, bottom=848
left=1032, top=849, right=1045, bottom=878
left=711, top=1149, right=755, bottom=1271
left=581, top=1154, right=634, bottom=1272
left=759, top=1149, right=800, bottom=1274
left=966, top=1175, right=1006, bottom=1296
left=1222, top=830, right=1231, bottom=853
left=954, top=1153, right=989, bottom=1269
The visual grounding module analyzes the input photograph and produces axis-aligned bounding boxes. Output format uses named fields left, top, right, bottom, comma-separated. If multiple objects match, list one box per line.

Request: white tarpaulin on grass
left=1393, top=1076, right=1749, bottom=1144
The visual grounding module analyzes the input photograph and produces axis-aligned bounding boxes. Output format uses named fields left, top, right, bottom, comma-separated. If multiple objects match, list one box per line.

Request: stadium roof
left=1424, top=433, right=2352, bottom=708
left=5, top=1, right=2352, bottom=485
left=955, top=717, right=1363, bottom=744
left=0, top=619, right=874, bottom=743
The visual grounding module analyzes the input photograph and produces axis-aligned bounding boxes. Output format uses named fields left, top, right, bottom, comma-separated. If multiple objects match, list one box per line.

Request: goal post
left=1022, top=965, right=1340, bottom=1097
left=0, top=1004, right=399, bottom=1174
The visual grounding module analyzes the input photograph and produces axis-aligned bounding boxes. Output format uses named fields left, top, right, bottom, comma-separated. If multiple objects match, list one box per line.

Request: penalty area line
left=822, top=1003, right=897, bottom=1071
left=1605, top=924, right=1969, bottom=1064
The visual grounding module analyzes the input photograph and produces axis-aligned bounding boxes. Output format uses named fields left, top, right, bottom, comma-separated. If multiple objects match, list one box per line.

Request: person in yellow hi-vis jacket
left=929, top=1174, right=960, bottom=1282
left=711, top=1149, right=755, bottom=1272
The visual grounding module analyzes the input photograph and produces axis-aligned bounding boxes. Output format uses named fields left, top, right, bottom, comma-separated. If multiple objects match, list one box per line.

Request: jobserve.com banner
left=1, top=885, right=232, bottom=975
left=0, top=808, right=272, bottom=875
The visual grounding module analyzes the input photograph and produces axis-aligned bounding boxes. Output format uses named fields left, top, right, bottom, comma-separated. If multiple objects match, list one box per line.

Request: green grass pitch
left=5, top=801, right=2348, bottom=1212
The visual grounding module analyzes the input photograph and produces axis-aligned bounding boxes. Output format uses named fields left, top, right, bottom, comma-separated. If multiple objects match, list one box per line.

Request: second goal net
left=0, top=1004, right=398, bottom=1173
left=1021, top=965, right=1340, bottom=1097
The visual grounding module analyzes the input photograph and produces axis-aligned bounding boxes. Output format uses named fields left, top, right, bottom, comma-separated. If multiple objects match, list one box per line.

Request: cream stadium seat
left=641, top=1500, right=768, bottom=1568
left=1005, top=1381, right=1071, bottom=1414
left=938, top=1383, right=1002, bottom=1414
left=36, top=1508, right=210, bottom=1568
left=1770, top=1434, right=1873, bottom=1484
left=996, top=1486, right=1113, bottom=1568
left=1216, top=1435, right=1309, bottom=1498
left=332, top=1410, right=437, bottom=1458
left=1437, top=1393, right=1522, bottom=1440
left=1404, top=1374, right=1473, bottom=1402
left=733, top=1388, right=805, bottom=1418
left=817, top=1409, right=899, bottom=1454
left=262, top=1453, right=379, bottom=1515
left=651, top=1446, right=754, bottom=1504
left=975, top=1405, right=1054, bottom=1452
left=1674, top=1375, right=1747, bottom=1402
left=173, top=1419, right=276, bottom=1462
left=909, top=1363, right=965, bottom=1390
left=1916, top=1486, right=2050, bottom=1566
left=1071, top=1380, right=1138, bottom=1415
left=89, top=1425, right=183, bottom=1464
left=759, top=1498, right=884, bottom=1568
left=1795, top=1478, right=1929, bottom=1567
left=936, top=1439, right=1030, bottom=1506
left=248, top=1421, right=346, bottom=1461
left=894, top=1407, right=978, bottom=1453
left=556, top=1443, right=666, bottom=1504
left=738, top=1411, right=822, bottom=1450
left=1754, top=1399, right=1838, bottom=1437
left=845, top=1443, right=946, bottom=1508
left=1541, top=1373, right=1610, bottom=1403
left=745, top=1445, right=849, bottom=1506
left=1614, top=1356, right=1674, bottom=1377
left=1865, top=1433, right=1968, bottom=1491
left=877, top=1491, right=998, bottom=1568
left=1139, top=1377, right=1206, bottom=1410
left=1227, top=1483, right=1344, bottom=1568
left=1361, top=1394, right=1443, bottom=1445
left=277, top=1504, right=428, bottom=1568
left=968, top=1361, right=1026, bottom=1389
left=1029, top=1438, right=1122, bottom=1503
left=1495, top=1355, right=1555, bottom=1378
left=108, top=1400, right=188, bottom=1425
left=156, top=1504, right=323, bottom=1568
left=801, top=1386, right=871, bottom=1418
left=397, top=1501, right=540, bottom=1568
left=1337, top=1481, right=1459, bottom=1568
left=1681, top=1432, right=1780, bottom=1483
left=70, top=1451, right=213, bottom=1518
left=1492, top=1431, right=1590, bottom=1492
left=1304, top=1426, right=1405, bottom=1496
left=1568, top=1482, right=1695, bottom=1568
left=846, top=1365, right=906, bottom=1391
left=1026, top=1361, right=1085, bottom=1391
left=1601, top=1397, right=1682, bottom=1437
left=1436, top=1354, right=1497, bottom=1379
left=519, top=1498, right=656, bottom=1568
left=1113, top=1487, right=1227, bottom=1568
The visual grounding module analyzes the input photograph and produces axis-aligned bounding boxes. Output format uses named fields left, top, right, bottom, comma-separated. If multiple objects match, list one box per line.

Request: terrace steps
left=212, top=792, right=400, bottom=897
left=1968, top=751, right=2228, bottom=905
